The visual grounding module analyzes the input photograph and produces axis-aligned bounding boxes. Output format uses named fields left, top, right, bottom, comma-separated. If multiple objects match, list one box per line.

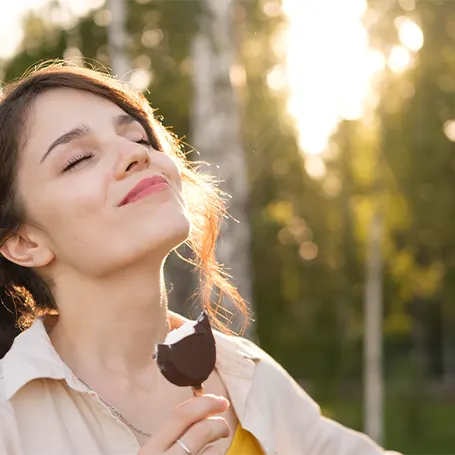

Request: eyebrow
left=40, top=114, right=141, bottom=163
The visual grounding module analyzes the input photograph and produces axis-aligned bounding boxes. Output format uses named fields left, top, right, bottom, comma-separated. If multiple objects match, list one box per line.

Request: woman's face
left=16, top=88, right=190, bottom=277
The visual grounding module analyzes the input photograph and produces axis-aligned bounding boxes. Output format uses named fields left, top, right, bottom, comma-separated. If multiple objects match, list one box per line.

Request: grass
left=322, top=398, right=455, bottom=454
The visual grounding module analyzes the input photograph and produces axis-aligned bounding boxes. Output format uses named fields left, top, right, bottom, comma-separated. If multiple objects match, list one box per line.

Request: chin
left=149, top=212, right=191, bottom=256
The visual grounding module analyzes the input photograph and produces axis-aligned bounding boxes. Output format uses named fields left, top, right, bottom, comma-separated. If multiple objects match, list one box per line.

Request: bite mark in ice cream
left=155, top=311, right=216, bottom=395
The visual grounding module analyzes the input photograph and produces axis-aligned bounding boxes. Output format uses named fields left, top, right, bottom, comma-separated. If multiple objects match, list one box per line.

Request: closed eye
left=61, top=152, right=94, bottom=173
left=134, top=138, right=152, bottom=147
left=61, top=138, right=153, bottom=173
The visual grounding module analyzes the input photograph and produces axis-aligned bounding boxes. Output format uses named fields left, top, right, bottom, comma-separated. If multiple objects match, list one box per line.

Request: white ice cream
left=163, top=320, right=196, bottom=345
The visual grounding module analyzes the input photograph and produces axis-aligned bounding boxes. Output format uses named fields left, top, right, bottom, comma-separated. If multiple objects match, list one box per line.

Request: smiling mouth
left=119, top=176, right=169, bottom=206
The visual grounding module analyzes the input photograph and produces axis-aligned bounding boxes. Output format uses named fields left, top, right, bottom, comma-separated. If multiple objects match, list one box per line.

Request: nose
left=114, top=141, right=150, bottom=180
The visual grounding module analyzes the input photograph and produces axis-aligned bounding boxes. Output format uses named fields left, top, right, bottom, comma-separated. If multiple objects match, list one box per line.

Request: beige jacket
left=0, top=313, right=399, bottom=455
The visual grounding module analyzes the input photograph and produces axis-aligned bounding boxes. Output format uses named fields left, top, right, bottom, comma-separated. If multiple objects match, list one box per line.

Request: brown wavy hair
left=0, top=62, right=247, bottom=357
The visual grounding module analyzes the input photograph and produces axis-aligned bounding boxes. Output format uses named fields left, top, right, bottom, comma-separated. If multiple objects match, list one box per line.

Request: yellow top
left=225, top=424, right=264, bottom=455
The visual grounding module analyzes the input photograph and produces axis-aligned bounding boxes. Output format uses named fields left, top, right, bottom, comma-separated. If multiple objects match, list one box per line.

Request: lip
left=119, top=176, right=169, bottom=206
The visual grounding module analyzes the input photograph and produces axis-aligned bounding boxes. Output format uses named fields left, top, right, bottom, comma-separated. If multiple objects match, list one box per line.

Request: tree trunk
left=363, top=203, right=384, bottom=444
left=106, top=0, right=130, bottom=78
left=190, top=0, right=253, bottom=336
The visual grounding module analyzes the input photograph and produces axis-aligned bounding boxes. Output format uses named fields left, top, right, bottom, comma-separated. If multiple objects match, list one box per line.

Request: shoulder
left=0, top=360, right=24, bottom=455
left=226, top=337, right=400, bottom=455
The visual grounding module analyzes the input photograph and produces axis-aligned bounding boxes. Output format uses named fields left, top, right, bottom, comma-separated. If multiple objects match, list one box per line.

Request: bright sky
left=282, top=0, right=379, bottom=157
left=0, top=0, right=102, bottom=59
left=0, top=0, right=47, bottom=58
left=281, top=0, right=423, bottom=179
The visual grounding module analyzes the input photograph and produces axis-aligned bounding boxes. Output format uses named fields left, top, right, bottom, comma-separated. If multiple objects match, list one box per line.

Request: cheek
left=160, top=153, right=183, bottom=190
left=25, top=174, right=109, bottom=235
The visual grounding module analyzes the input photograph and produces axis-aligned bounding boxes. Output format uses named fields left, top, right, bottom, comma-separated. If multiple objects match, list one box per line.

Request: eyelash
left=61, top=151, right=94, bottom=172
left=61, top=138, right=152, bottom=172
left=135, top=138, right=152, bottom=147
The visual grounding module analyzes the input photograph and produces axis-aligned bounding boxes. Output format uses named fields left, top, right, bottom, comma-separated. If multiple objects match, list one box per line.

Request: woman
left=0, top=63, right=398, bottom=455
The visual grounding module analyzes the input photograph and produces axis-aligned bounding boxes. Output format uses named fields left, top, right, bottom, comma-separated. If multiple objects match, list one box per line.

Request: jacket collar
left=1, top=312, right=262, bottom=404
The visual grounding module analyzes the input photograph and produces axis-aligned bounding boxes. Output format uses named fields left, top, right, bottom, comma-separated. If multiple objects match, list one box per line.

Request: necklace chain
left=76, top=377, right=152, bottom=438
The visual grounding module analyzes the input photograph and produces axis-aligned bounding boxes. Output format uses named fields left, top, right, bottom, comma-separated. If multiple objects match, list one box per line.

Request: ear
left=0, top=227, right=54, bottom=268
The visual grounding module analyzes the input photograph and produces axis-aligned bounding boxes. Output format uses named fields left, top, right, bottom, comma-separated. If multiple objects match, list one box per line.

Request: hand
left=138, top=394, right=231, bottom=455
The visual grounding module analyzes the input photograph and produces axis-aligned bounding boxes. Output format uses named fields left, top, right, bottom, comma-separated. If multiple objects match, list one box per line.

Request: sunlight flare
left=396, top=17, right=424, bottom=51
left=387, top=46, right=412, bottom=74
left=282, top=0, right=389, bottom=159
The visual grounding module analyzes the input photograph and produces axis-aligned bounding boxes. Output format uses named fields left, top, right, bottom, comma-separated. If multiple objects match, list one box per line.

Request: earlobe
left=0, top=232, right=54, bottom=268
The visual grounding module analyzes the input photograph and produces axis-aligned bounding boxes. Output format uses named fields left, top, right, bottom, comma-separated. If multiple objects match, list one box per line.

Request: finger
left=168, top=417, right=230, bottom=455
left=139, top=395, right=229, bottom=454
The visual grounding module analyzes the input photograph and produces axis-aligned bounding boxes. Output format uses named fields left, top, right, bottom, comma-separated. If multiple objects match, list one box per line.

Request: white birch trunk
left=363, top=191, right=384, bottom=444
left=106, top=0, right=130, bottom=79
left=190, top=0, right=253, bottom=336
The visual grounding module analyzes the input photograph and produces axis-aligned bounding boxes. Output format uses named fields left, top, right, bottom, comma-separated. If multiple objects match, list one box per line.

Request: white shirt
left=0, top=312, right=400, bottom=455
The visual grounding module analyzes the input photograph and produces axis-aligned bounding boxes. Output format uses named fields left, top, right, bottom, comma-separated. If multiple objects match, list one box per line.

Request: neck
left=49, top=262, right=170, bottom=379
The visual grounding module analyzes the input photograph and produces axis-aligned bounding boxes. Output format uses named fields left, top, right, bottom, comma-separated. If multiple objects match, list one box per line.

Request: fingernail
left=218, top=396, right=230, bottom=407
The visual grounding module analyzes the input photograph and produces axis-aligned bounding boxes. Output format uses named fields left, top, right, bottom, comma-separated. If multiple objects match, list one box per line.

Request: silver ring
left=176, top=438, right=192, bottom=455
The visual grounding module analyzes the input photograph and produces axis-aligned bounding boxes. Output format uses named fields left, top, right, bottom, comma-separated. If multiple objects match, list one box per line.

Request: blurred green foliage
left=1, top=0, right=455, bottom=451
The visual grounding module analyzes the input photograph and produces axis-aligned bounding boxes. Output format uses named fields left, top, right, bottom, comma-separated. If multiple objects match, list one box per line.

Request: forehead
left=24, top=88, right=126, bottom=150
